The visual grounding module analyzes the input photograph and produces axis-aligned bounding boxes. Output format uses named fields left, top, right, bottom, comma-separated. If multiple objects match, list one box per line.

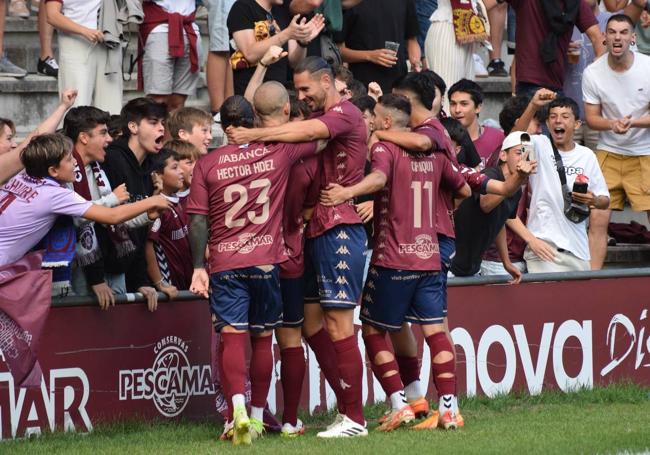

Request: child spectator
left=0, top=134, right=169, bottom=273
left=140, top=0, right=201, bottom=111
left=102, top=98, right=168, bottom=294
left=163, top=139, right=202, bottom=208
left=0, top=118, right=16, bottom=155
left=167, top=107, right=214, bottom=155
left=145, top=149, right=193, bottom=297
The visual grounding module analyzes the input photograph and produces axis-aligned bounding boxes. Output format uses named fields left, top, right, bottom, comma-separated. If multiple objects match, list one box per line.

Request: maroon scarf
left=72, top=150, right=136, bottom=265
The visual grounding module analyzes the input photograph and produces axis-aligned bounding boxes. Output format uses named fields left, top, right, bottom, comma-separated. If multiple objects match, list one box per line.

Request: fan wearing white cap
left=451, top=130, right=537, bottom=279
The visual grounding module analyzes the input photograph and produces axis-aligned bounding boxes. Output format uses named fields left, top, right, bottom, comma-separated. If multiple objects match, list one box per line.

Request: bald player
left=227, top=56, right=370, bottom=439
left=187, top=87, right=324, bottom=445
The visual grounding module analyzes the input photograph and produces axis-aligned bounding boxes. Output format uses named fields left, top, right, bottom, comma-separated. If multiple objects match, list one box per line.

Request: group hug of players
left=187, top=56, right=534, bottom=445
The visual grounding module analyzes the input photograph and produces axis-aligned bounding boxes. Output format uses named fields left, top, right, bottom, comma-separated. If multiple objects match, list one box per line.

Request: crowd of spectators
left=0, top=0, right=649, bottom=291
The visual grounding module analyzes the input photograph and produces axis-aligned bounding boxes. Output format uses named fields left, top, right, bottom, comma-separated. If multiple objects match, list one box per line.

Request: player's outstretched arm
left=374, top=130, right=432, bottom=153
left=226, top=118, right=331, bottom=145
left=320, top=170, right=387, bottom=206
left=189, top=214, right=209, bottom=298
left=83, top=195, right=170, bottom=225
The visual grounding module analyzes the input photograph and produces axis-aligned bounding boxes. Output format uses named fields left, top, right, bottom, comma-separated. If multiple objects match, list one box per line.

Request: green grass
left=4, top=384, right=650, bottom=454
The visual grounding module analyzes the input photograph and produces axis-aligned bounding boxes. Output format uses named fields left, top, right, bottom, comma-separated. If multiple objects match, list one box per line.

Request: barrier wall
left=1, top=269, right=649, bottom=439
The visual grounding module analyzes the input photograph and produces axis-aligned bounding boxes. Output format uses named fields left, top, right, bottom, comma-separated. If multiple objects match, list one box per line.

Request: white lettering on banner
left=0, top=369, right=92, bottom=440
left=601, top=309, right=650, bottom=377
left=453, top=320, right=593, bottom=397
left=118, top=338, right=214, bottom=418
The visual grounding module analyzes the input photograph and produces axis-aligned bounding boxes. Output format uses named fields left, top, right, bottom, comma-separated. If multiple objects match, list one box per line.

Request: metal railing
left=51, top=267, right=650, bottom=308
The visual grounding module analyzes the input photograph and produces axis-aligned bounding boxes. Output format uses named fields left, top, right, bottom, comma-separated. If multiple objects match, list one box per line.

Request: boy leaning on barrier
left=0, top=134, right=170, bottom=307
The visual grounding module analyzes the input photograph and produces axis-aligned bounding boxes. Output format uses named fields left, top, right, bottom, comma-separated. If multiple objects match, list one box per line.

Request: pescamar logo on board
left=118, top=336, right=214, bottom=417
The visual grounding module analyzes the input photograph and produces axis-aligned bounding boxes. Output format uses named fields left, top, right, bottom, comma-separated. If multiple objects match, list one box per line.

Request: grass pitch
left=4, top=384, right=650, bottom=454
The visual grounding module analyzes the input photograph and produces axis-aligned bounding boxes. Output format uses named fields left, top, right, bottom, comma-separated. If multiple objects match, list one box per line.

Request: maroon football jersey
left=412, top=117, right=458, bottom=238
left=148, top=195, right=193, bottom=289
left=280, top=156, right=319, bottom=278
left=370, top=141, right=465, bottom=271
left=305, top=99, right=368, bottom=238
left=186, top=141, right=317, bottom=273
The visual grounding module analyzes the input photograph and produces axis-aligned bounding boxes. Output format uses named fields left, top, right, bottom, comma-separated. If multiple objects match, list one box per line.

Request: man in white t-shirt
left=582, top=13, right=650, bottom=269
left=141, top=0, right=201, bottom=111
left=524, top=97, right=610, bottom=273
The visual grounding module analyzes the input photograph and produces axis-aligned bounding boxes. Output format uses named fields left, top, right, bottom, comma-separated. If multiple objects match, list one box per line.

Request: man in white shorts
left=140, top=0, right=202, bottom=111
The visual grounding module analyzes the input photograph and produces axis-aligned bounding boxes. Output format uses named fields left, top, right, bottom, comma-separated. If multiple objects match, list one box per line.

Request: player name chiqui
left=214, top=159, right=276, bottom=180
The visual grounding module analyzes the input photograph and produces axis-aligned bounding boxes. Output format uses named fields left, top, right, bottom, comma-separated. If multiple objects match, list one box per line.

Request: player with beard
left=321, top=94, right=471, bottom=431
left=227, top=56, right=369, bottom=438
left=188, top=91, right=325, bottom=445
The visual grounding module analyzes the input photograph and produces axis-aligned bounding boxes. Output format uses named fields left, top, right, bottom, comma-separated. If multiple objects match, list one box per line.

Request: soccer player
left=320, top=94, right=471, bottom=430
left=371, top=71, right=529, bottom=427
left=227, top=56, right=370, bottom=438
left=145, top=149, right=193, bottom=297
left=166, top=108, right=213, bottom=155
left=187, top=91, right=324, bottom=445
left=0, top=134, right=169, bottom=272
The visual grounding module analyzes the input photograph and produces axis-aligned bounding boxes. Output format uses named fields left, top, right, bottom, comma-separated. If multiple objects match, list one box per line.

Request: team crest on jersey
left=399, top=234, right=439, bottom=260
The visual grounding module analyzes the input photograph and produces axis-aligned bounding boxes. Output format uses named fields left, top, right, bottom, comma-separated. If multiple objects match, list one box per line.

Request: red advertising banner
left=0, top=276, right=649, bottom=439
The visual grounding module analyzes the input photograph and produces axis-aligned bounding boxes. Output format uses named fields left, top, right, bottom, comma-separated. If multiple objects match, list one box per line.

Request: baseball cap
left=501, top=131, right=531, bottom=151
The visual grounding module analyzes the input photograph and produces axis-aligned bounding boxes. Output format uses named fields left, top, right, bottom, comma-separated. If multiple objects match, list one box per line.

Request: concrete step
left=3, top=16, right=210, bottom=74
left=0, top=73, right=210, bottom=137
left=604, top=244, right=650, bottom=269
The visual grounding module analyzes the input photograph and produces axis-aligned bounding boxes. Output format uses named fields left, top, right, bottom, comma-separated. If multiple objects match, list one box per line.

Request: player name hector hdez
left=216, top=146, right=276, bottom=180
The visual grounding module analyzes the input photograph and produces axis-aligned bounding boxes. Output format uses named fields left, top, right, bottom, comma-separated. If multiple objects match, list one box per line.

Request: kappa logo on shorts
left=399, top=234, right=439, bottom=260
left=340, top=379, right=351, bottom=390
left=366, top=280, right=375, bottom=289
left=335, top=260, right=350, bottom=270
left=363, top=294, right=373, bottom=303
left=336, top=245, right=351, bottom=255
left=336, top=231, right=350, bottom=240
left=336, top=290, right=349, bottom=300
left=336, top=275, right=349, bottom=285
left=369, top=267, right=379, bottom=277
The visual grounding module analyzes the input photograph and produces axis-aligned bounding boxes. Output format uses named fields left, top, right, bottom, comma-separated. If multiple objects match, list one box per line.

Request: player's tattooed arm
left=189, top=215, right=209, bottom=269
left=320, top=170, right=387, bottom=206
left=189, top=214, right=210, bottom=298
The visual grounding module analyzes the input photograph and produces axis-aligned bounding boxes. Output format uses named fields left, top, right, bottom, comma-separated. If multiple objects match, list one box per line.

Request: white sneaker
left=473, top=54, right=488, bottom=78
left=326, top=412, right=345, bottom=430
left=281, top=419, right=305, bottom=438
left=317, top=415, right=368, bottom=438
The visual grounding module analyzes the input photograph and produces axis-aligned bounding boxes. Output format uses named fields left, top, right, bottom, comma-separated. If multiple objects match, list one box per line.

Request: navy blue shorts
left=209, top=266, right=282, bottom=332
left=303, top=238, right=319, bottom=303
left=360, top=265, right=445, bottom=331
left=438, top=234, right=455, bottom=317
left=280, top=276, right=305, bottom=328
left=309, top=224, right=367, bottom=309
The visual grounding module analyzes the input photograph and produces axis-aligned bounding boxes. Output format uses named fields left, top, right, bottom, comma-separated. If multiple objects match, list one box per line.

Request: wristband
left=259, top=61, right=268, bottom=68
left=298, top=40, right=309, bottom=48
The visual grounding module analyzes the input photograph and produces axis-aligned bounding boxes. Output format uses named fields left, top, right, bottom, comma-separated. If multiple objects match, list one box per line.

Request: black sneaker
left=37, top=56, right=59, bottom=77
left=487, top=59, right=508, bottom=77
